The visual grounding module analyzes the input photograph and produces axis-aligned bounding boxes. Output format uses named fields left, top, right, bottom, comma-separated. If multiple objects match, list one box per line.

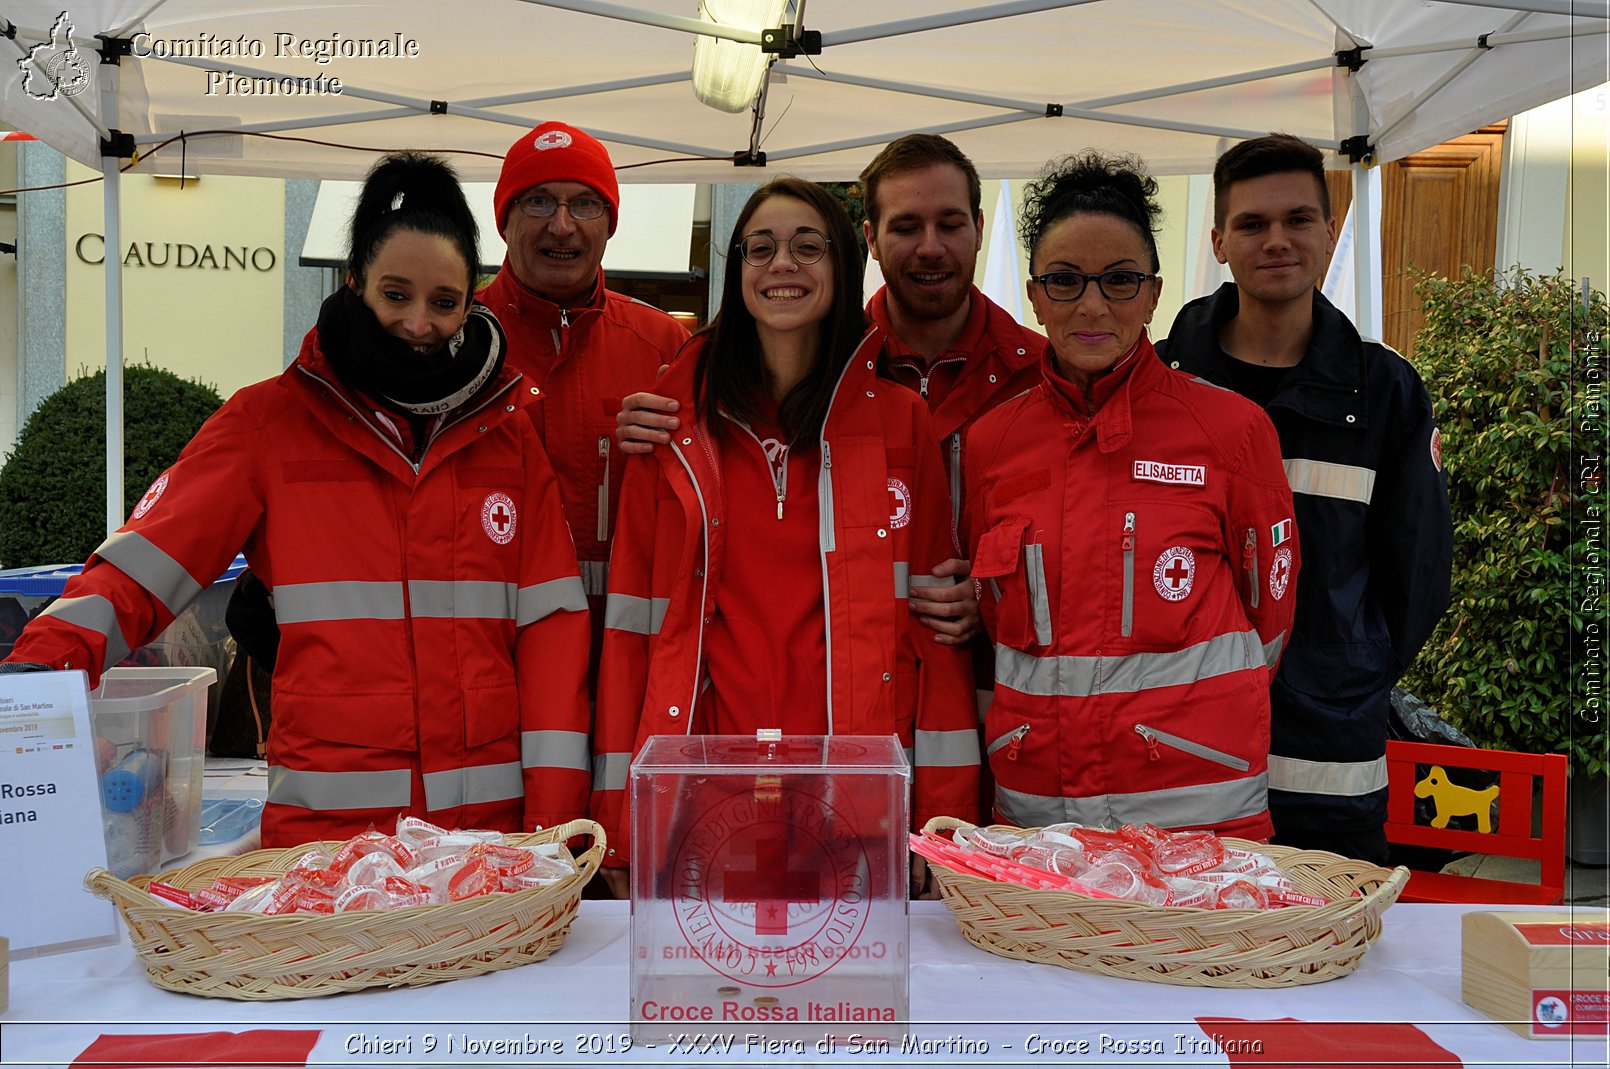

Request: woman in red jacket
left=592, top=178, right=979, bottom=892
left=964, top=153, right=1298, bottom=840
left=3, top=154, right=591, bottom=847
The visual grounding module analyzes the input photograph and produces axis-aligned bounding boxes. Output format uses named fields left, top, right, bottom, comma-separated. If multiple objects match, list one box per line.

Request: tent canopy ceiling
left=3, top=1, right=1606, bottom=184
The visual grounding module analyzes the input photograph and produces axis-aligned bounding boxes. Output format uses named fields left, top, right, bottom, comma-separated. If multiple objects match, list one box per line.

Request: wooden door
left=1380, top=124, right=1505, bottom=354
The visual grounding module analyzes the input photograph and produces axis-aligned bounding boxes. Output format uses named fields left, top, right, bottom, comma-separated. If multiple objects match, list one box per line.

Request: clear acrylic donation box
left=629, top=734, right=910, bottom=1044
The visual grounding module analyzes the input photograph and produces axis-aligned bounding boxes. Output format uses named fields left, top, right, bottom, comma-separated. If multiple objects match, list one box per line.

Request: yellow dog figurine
left=1414, top=765, right=1500, bottom=833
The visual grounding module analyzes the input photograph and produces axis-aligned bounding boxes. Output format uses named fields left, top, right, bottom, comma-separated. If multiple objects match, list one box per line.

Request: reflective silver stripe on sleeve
left=580, top=559, right=609, bottom=597
left=516, top=576, right=588, bottom=625
left=94, top=531, right=203, bottom=616
left=37, top=595, right=131, bottom=673
left=1267, top=753, right=1388, bottom=797
left=915, top=728, right=980, bottom=768
left=522, top=729, right=589, bottom=771
left=604, top=593, right=669, bottom=635
left=995, top=629, right=1261, bottom=698
left=407, top=580, right=515, bottom=619
left=995, top=773, right=1268, bottom=831
left=422, top=761, right=524, bottom=811
left=274, top=581, right=405, bottom=623
left=895, top=564, right=960, bottom=600
left=1284, top=458, right=1376, bottom=504
left=592, top=751, right=630, bottom=792
left=1263, top=631, right=1286, bottom=669
left=268, top=765, right=412, bottom=811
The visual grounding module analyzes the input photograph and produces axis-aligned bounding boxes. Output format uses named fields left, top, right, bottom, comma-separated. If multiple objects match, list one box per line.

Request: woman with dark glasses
left=962, top=152, right=1297, bottom=840
left=590, top=178, right=979, bottom=895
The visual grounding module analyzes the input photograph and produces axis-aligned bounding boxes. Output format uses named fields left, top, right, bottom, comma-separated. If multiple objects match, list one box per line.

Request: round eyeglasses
left=1030, top=269, right=1157, bottom=302
left=735, top=230, right=831, bottom=268
left=514, top=193, right=608, bottom=221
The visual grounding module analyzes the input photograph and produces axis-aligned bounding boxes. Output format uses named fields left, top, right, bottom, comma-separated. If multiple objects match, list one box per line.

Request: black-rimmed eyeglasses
left=1030, top=269, right=1157, bottom=302
left=514, top=193, right=608, bottom=221
left=735, top=230, right=831, bottom=268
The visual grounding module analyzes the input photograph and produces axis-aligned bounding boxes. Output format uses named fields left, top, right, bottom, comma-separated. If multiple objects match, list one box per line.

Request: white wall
left=1498, top=82, right=1607, bottom=288
left=63, top=162, right=286, bottom=400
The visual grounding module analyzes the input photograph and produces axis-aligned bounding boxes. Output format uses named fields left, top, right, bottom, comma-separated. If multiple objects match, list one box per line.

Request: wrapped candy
left=920, top=821, right=1329, bottom=911
left=157, top=819, right=579, bottom=915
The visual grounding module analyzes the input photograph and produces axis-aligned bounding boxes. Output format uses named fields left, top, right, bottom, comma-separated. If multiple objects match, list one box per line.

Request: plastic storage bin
left=0, top=556, right=245, bottom=722
left=90, top=666, right=216, bottom=877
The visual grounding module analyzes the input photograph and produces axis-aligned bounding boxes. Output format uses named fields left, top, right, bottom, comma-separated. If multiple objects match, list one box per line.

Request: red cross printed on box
left=480, top=492, right=517, bottom=545
left=1153, top=545, right=1196, bottom=602
left=722, top=836, right=820, bottom=937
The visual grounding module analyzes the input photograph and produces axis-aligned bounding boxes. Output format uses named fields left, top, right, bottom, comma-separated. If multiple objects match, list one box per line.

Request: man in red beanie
left=479, top=121, right=689, bottom=691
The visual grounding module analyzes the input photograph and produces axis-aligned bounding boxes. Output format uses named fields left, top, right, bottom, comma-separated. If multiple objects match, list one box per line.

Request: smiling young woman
left=4, top=153, right=592, bottom=848
left=591, top=178, right=981, bottom=895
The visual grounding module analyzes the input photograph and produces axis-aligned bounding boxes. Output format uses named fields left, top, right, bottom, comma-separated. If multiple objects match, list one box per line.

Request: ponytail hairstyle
left=347, top=152, right=480, bottom=292
left=1018, top=151, right=1162, bottom=273
left=694, top=177, right=867, bottom=449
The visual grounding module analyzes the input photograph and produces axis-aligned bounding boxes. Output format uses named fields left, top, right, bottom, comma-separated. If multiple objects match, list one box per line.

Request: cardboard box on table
left=629, top=734, right=909, bottom=1045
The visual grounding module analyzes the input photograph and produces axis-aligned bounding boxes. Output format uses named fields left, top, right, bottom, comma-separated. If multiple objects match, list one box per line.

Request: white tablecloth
left=3, top=902, right=1606, bottom=1067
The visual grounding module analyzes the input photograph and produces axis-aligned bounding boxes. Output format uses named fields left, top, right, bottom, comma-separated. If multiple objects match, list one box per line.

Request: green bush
left=0, top=365, right=222, bottom=568
left=1401, top=268, right=1608, bottom=778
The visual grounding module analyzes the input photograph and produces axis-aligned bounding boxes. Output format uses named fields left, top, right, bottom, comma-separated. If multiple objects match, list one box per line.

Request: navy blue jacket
left=1158, top=284, right=1452, bottom=834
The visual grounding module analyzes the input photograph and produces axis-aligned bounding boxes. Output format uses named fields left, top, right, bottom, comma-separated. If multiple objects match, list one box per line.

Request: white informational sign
left=0, top=670, right=118, bottom=957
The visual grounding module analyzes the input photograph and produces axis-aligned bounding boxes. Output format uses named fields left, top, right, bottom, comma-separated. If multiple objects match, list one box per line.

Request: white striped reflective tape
left=1267, top=753, right=1388, bottom=797
left=1284, top=458, right=1376, bottom=504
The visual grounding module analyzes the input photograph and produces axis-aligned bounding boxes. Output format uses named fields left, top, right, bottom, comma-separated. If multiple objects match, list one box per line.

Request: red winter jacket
left=963, top=336, right=1298, bottom=840
left=477, top=269, right=689, bottom=673
left=591, top=329, right=980, bottom=868
left=10, top=324, right=592, bottom=847
left=869, top=286, right=1042, bottom=545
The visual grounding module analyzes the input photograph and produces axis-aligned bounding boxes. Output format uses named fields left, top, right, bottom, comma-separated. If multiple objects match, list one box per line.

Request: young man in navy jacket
left=1157, top=134, right=1452, bottom=863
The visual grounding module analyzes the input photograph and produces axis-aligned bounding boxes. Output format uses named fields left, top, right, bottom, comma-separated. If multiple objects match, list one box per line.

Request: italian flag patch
left=1271, top=518, right=1292, bottom=547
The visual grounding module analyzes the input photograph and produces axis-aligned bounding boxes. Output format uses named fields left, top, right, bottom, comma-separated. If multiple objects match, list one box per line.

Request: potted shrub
left=0, top=364, right=222, bottom=568
left=1401, top=267, right=1608, bottom=864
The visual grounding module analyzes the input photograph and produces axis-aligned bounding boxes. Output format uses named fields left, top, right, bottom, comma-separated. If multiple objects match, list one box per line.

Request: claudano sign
left=74, top=234, right=278, bottom=272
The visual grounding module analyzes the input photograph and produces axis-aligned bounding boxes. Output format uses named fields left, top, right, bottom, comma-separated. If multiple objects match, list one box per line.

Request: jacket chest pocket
left=973, top=515, right=1053, bottom=649
left=1112, top=500, right=1224, bottom=646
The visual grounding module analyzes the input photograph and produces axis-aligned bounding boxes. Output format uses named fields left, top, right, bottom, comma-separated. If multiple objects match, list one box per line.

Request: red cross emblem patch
left=132, top=472, right=169, bottom=520
left=1153, top=546, right=1196, bottom=602
left=1269, top=545, right=1294, bottom=601
left=481, top=492, right=517, bottom=545
left=887, top=477, right=911, bottom=529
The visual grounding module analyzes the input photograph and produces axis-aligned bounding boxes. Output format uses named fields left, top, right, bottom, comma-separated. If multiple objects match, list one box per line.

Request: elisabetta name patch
left=1132, top=460, right=1206, bottom=486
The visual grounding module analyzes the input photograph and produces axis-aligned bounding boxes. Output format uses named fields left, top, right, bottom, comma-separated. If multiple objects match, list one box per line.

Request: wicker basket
left=921, top=816, right=1408, bottom=988
left=85, top=818, right=604, bottom=1000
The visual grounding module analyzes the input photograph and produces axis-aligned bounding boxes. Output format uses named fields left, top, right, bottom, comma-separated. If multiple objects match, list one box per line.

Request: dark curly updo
left=1018, top=151, right=1162, bottom=272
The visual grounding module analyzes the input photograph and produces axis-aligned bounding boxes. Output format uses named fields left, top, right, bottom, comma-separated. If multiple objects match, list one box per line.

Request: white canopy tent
left=2, top=0, right=1606, bottom=532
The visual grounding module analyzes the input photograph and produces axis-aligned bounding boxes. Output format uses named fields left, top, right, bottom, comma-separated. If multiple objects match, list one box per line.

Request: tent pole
left=102, top=159, right=124, bottom=535
left=1431, top=0, right=1607, bottom=18
left=99, top=70, right=125, bottom=536
left=1349, top=161, right=1380, bottom=339
left=524, top=0, right=767, bottom=42
left=1347, top=74, right=1381, bottom=340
